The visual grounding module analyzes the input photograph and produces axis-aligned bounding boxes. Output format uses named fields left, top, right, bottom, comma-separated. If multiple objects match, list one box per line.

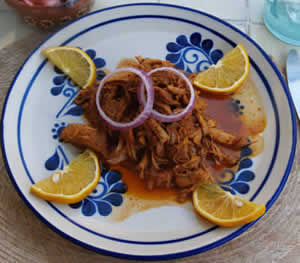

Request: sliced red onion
left=23, top=0, right=61, bottom=7
left=138, top=67, right=195, bottom=123
left=96, top=67, right=154, bottom=130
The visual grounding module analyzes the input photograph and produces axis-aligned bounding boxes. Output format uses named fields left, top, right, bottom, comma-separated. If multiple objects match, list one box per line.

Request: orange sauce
left=110, top=164, right=176, bottom=200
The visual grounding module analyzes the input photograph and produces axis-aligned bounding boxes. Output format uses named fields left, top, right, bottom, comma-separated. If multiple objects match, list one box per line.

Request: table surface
left=1, top=0, right=300, bottom=68
left=0, top=1, right=299, bottom=263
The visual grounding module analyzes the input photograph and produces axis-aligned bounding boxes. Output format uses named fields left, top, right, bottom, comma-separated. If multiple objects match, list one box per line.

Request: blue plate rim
left=0, top=3, right=297, bottom=260
left=16, top=15, right=279, bottom=244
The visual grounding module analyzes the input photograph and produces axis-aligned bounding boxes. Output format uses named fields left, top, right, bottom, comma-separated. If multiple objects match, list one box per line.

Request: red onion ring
left=23, top=0, right=61, bottom=7
left=138, top=67, right=195, bottom=123
left=96, top=67, right=154, bottom=130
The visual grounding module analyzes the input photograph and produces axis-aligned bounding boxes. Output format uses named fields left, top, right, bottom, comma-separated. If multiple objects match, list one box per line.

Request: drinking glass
left=264, top=0, right=300, bottom=45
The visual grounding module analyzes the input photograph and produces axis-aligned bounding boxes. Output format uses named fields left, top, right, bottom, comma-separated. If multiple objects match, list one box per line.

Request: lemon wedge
left=193, top=43, right=250, bottom=94
left=42, top=46, right=96, bottom=89
left=30, top=150, right=100, bottom=204
left=193, top=183, right=266, bottom=227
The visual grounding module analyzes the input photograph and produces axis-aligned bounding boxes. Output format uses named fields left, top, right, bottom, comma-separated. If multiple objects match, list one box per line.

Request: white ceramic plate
left=1, top=3, right=297, bottom=260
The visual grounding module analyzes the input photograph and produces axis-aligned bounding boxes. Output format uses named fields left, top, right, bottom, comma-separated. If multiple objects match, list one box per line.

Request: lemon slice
left=42, top=46, right=96, bottom=89
left=30, top=150, right=100, bottom=204
left=193, top=44, right=250, bottom=94
left=193, top=183, right=265, bottom=227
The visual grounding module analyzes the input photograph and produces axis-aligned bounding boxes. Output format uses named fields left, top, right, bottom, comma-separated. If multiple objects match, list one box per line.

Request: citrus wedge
left=30, top=150, right=100, bottom=204
left=193, top=43, right=250, bottom=94
left=42, top=46, right=96, bottom=89
left=193, top=183, right=266, bottom=227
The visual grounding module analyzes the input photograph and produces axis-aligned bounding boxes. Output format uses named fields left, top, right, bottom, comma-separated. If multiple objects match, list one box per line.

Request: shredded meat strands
left=60, top=57, right=250, bottom=202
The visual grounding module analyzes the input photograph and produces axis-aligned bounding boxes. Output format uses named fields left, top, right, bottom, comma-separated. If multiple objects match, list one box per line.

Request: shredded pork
left=60, top=57, right=249, bottom=201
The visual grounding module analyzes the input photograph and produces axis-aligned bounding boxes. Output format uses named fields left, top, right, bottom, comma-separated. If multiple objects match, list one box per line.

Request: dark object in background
left=5, top=0, right=95, bottom=30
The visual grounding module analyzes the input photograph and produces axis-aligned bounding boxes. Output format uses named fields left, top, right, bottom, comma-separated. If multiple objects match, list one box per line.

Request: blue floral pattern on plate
left=217, top=146, right=255, bottom=195
left=44, top=48, right=106, bottom=172
left=70, top=165, right=128, bottom=216
left=166, top=32, right=224, bottom=72
left=45, top=145, right=69, bottom=171
left=44, top=49, right=128, bottom=217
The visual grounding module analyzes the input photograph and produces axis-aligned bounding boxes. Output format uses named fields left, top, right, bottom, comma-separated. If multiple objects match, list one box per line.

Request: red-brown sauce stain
left=202, top=93, right=249, bottom=136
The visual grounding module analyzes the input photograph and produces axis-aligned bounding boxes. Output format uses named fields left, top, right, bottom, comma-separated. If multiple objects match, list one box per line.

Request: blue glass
left=264, top=0, right=300, bottom=45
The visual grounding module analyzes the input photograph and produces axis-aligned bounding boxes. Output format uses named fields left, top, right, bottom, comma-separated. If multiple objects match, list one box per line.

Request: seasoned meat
left=154, top=86, right=180, bottom=106
left=195, top=110, right=209, bottom=135
left=151, top=151, right=169, bottom=170
left=166, top=123, right=180, bottom=145
left=178, top=113, right=199, bottom=137
left=136, top=56, right=174, bottom=72
left=137, top=151, right=149, bottom=179
left=74, top=86, right=102, bottom=129
left=167, top=85, right=186, bottom=96
left=168, top=138, right=192, bottom=164
left=203, top=138, right=239, bottom=167
left=61, top=56, right=251, bottom=201
left=60, top=124, right=108, bottom=156
left=174, top=167, right=214, bottom=188
left=100, top=84, right=131, bottom=122
left=193, top=94, right=208, bottom=112
left=60, top=124, right=128, bottom=165
left=208, top=127, right=249, bottom=149
left=144, top=118, right=169, bottom=144
left=191, top=130, right=202, bottom=145
left=106, top=138, right=128, bottom=165
left=136, top=128, right=146, bottom=146
left=121, top=129, right=138, bottom=161
left=154, top=101, right=173, bottom=115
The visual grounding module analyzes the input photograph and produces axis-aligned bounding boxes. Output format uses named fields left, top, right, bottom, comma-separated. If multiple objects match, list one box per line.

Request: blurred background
left=1, top=0, right=299, bottom=67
